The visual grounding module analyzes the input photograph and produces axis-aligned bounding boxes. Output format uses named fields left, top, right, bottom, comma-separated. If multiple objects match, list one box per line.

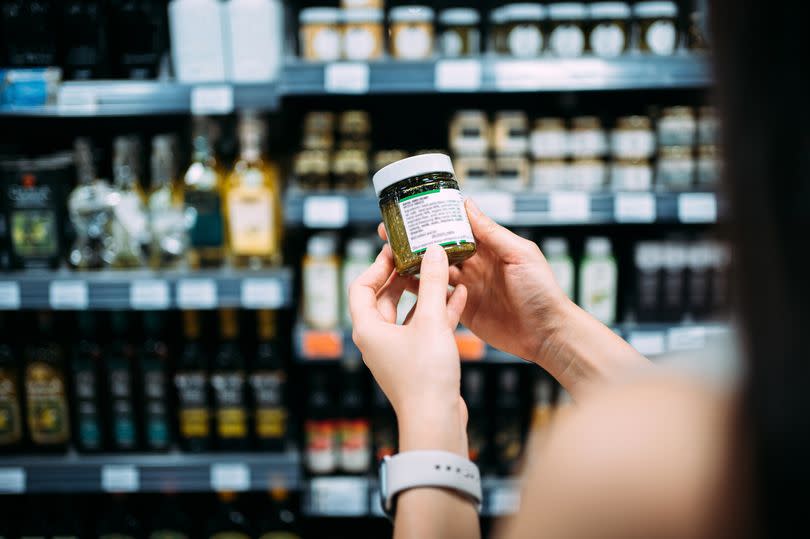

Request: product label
left=109, top=363, right=136, bottom=449
left=175, top=371, right=210, bottom=438
left=611, top=163, right=653, bottom=191
left=11, top=210, right=58, bottom=258
left=569, top=130, right=607, bottom=158
left=251, top=371, right=287, bottom=439
left=657, top=117, right=696, bottom=147
left=549, top=25, right=584, bottom=57
left=74, top=368, right=101, bottom=449
left=611, top=130, right=656, bottom=160
left=568, top=162, right=606, bottom=191
left=312, top=28, right=341, bottom=61
left=305, top=419, right=337, bottom=474
left=144, top=370, right=169, bottom=448
left=531, top=161, right=567, bottom=191
left=339, top=419, right=371, bottom=473
left=657, top=158, right=695, bottom=190
left=344, top=27, right=377, bottom=60
left=646, top=20, right=677, bottom=55
left=394, top=26, right=431, bottom=59
left=580, top=259, right=617, bottom=324
left=227, top=186, right=274, bottom=256
left=185, top=190, right=224, bottom=248
left=590, top=23, right=626, bottom=57
left=508, top=25, right=543, bottom=57
left=530, top=131, right=568, bottom=159
left=303, top=261, right=340, bottom=330
left=212, top=372, right=248, bottom=439
left=397, top=189, right=474, bottom=254
left=25, top=361, right=69, bottom=444
left=0, top=369, right=22, bottom=445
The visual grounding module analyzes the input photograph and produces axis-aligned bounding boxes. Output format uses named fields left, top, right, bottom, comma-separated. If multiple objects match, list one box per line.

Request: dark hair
left=710, top=2, right=810, bottom=536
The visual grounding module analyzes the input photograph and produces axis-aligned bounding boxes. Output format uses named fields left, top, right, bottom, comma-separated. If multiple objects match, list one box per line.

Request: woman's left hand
left=350, top=243, right=469, bottom=456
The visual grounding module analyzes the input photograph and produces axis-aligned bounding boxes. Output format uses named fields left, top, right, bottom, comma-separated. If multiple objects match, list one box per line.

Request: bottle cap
left=299, top=7, right=341, bottom=24
left=548, top=3, right=588, bottom=21
left=439, top=8, right=480, bottom=25
left=585, top=237, right=612, bottom=257
left=662, top=241, right=688, bottom=269
left=542, top=237, right=569, bottom=257
left=589, top=2, right=631, bottom=19
left=307, top=234, right=337, bottom=257
left=389, top=5, right=435, bottom=23
left=344, top=8, right=384, bottom=23
left=633, top=1, right=678, bottom=18
left=372, top=153, right=455, bottom=196
left=635, top=241, right=664, bottom=270
left=493, top=4, right=548, bottom=23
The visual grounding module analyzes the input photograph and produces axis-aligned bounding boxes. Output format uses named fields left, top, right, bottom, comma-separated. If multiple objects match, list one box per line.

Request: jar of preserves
left=338, top=110, right=371, bottom=150
left=656, top=146, right=694, bottom=191
left=491, top=4, right=547, bottom=58
left=299, top=8, right=342, bottom=62
left=610, top=159, right=653, bottom=191
left=449, top=110, right=490, bottom=156
left=697, top=106, right=719, bottom=146
left=657, top=106, right=696, bottom=147
left=696, top=145, right=720, bottom=187
left=389, top=5, right=435, bottom=60
left=530, top=117, right=568, bottom=160
left=569, top=116, right=607, bottom=158
left=532, top=159, right=568, bottom=191
left=302, top=111, right=335, bottom=150
left=569, top=157, right=606, bottom=191
left=438, top=8, right=481, bottom=57
left=373, top=150, right=409, bottom=172
left=295, top=150, right=332, bottom=191
left=343, top=8, right=384, bottom=61
left=333, top=148, right=369, bottom=190
left=494, top=155, right=529, bottom=192
left=456, top=155, right=493, bottom=191
left=493, top=111, right=529, bottom=155
left=611, top=116, right=656, bottom=160
left=634, top=1, right=678, bottom=56
left=373, top=153, right=476, bottom=275
left=548, top=3, right=588, bottom=58
left=588, top=2, right=631, bottom=57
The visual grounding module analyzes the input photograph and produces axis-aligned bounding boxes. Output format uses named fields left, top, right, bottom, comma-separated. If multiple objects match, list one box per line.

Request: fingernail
left=425, top=244, right=444, bottom=261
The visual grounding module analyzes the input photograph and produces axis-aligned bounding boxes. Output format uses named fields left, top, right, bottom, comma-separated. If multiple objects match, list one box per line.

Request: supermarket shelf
left=285, top=191, right=721, bottom=228
left=0, top=451, right=300, bottom=495
left=0, top=268, right=293, bottom=310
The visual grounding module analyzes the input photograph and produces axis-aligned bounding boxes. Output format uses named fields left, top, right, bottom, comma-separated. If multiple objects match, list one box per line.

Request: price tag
left=241, top=278, right=284, bottom=309
left=303, top=196, right=349, bottom=229
left=468, top=192, right=515, bottom=224
left=615, top=192, right=656, bottom=223
left=628, top=331, right=666, bottom=356
left=325, top=63, right=369, bottom=94
left=308, top=477, right=368, bottom=516
left=0, top=281, right=21, bottom=309
left=176, top=279, right=217, bottom=309
left=455, top=330, right=486, bottom=361
left=210, top=463, right=250, bottom=492
left=49, top=281, right=88, bottom=310
left=191, top=85, right=234, bottom=115
left=549, top=192, right=590, bottom=222
left=435, top=60, right=482, bottom=91
left=101, top=465, right=139, bottom=493
left=301, top=329, right=344, bottom=359
left=130, top=280, right=170, bottom=310
left=667, top=326, right=707, bottom=352
left=678, top=193, right=717, bottom=223
left=494, top=61, right=555, bottom=90
left=58, top=87, right=99, bottom=114
left=0, top=468, right=25, bottom=493
left=488, top=485, right=520, bottom=516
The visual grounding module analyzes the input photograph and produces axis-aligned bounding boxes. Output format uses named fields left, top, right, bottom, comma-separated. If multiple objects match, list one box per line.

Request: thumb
left=415, top=244, right=450, bottom=321
left=466, top=198, right=532, bottom=262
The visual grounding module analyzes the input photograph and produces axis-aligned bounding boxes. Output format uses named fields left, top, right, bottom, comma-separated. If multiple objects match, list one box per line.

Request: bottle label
left=212, top=372, right=247, bottom=439
left=109, top=363, right=136, bottom=448
left=11, top=210, right=58, bottom=258
left=74, top=368, right=101, bottom=449
left=549, top=24, right=585, bottom=57
left=394, top=26, right=432, bottom=59
left=397, top=189, right=474, bottom=254
left=305, top=419, right=337, bottom=474
left=340, top=419, right=371, bottom=473
left=303, top=261, right=340, bottom=330
left=25, top=361, right=70, bottom=444
left=226, top=185, right=274, bottom=256
left=185, top=190, right=224, bottom=248
left=0, top=369, right=22, bottom=445
left=580, top=259, right=617, bottom=324
left=508, top=25, right=543, bottom=57
left=657, top=117, right=696, bottom=147
left=590, top=23, right=626, bottom=57
left=143, top=369, right=169, bottom=446
left=646, top=20, right=677, bottom=55
left=175, top=371, right=210, bottom=438
left=256, top=407, right=288, bottom=439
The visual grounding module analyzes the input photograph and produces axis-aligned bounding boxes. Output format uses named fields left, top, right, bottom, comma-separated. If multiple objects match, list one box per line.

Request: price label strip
left=210, top=463, right=250, bottom=492
left=49, top=281, right=88, bottom=310
left=325, top=63, right=370, bottom=94
left=301, top=329, right=344, bottom=359
left=176, top=279, right=218, bottom=309
left=191, top=85, right=234, bottom=116
left=614, top=192, right=656, bottom=223
left=468, top=192, right=515, bottom=224
left=667, top=326, right=707, bottom=352
left=435, top=60, right=482, bottom=91
left=488, top=485, right=521, bottom=516
left=101, top=465, right=139, bottom=493
left=678, top=193, right=717, bottom=223
left=0, top=281, right=21, bottom=309
left=549, top=192, right=590, bottom=222
left=308, top=477, right=369, bottom=516
left=627, top=331, right=666, bottom=357
left=0, top=468, right=25, bottom=493
left=130, top=280, right=170, bottom=310
left=303, top=196, right=349, bottom=229
left=241, top=278, right=285, bottom=309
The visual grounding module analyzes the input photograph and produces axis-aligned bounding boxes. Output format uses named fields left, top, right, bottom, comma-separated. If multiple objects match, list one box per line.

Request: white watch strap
left=384, top=450, right=482, bottom=513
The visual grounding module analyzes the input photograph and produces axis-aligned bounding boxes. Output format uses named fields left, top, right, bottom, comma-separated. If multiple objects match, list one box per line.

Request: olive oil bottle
left=0, top=342, right=23, bottom=452
left=175, top=310, right=212, bottom=452
left=212, top=309, right=249, bottom=450
left=140, top=312, right=171, bottom=452
left=251, top=310, right=287, bottom=451
left=71, top=312, right=103, bottom=452
left=106, top=311, right=138, bottom=451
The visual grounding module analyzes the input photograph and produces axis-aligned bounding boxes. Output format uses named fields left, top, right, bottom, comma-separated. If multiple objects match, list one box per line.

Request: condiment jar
left=657, top=106, right=696, bottom=147
left=611, top=116, right=656, bottom=160
left=491, top=4, right=547, bottom=58
left=456, top=155, right=493, bottom=191
left=697, top=106, right=719, bottom=146
left=610, top=158, right=653, bottom=191
left=530, top=117, right=568, bottom=160
left=299, top=8, right=342, bottom=62
left=389, top=5, right=435, bottom=60
left=343, top=8, right=384, bottom=61
left=494, top=156, right=530, bottom=192
left=338, top=110, right=371, bottom=150
left=656, top=146, right=694, bottom=191
left=493, top=111, right=529, bottom=155
left=333, top=148, right=369, bottom=190
left=438, top=8, right=481, bottom=57
left=373, top=153, right=476, bottom=276
left=569, top=157, right=606, bottom=191
left=294, top=150, right=331, bottom=191
left=634, top=1, right=679, bottom=56
left=302, top=111, right=335, bottom=150
left=373, top=150, right=409, bottom=172
left=588, top=2, right=631, bottom=57
left=696, top=145, right=720, bottom=187
left=532, top=159, right=568, bottom=191
left=547, top=3, right=588, bottom=58
left=569, top=116, right=607, bottom=158
left=449, top=110, right=491, bottom=156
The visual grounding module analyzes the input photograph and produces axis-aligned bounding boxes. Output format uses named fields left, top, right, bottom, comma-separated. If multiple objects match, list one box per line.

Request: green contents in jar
left=374, top=154, right=476, bottom=276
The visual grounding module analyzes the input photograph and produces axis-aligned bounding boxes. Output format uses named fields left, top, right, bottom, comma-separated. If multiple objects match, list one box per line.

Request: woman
left=350, top=3, right=806, bottom=538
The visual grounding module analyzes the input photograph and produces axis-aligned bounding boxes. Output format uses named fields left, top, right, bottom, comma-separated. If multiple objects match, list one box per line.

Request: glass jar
left=374, top=153, right=476, bottom=275
left=295, top=150, right=331, bottom=191
left=588, top=2, right=631, bottom=57
left=548, top=3, right=588, bottom=58
left=656, top=146, right=694, bottom=191
left=569, top=116, right=607, bottom=158
left=343, top=8, right=384, bottom=61
left=333, top=149, right=369, bottom=191
left=456, top=155, right=493, bottom=191
left=494, top=155, right=529, bottom=192
left=341, top=0, right=383, bottom=8
left=611, top=116, right=656, bottom=160
left=491, top=4, right=547, bottom=58
left=389, top=5, right=435, bottom=60
left=449, top=110, right=490, bottom=156
left=530, top=117, right=568, bottom=160
left=493, top=111, right=529, bottom=155
left=373, top=150, right=409, bottom=172
left=696, top=145, right=720, bottom=187
left=697, top=106, right=719, bottom=146
left=338, top=110, right=371, bottom=150
left=438, top=8, right=481, bottom=57
left=657, top=106, right=696, bottom=148
left=302, top=111, right=335, bottom=150
left=299, top=8, right=342, bottom=62
left=569, top=157, right=606, bottom=191
left=634, top=1, right=678, bottom=55
left=610, top=159, right=653, bottom=191
left=532, top=159, right=568, bottom=191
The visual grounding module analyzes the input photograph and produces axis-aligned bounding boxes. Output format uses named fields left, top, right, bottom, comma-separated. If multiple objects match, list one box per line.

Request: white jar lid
left=299, top=7, right=341, bottom=24
left=493, top=3, right=548, bottom=23
left=373, top=153, right=455, bottom=196
left=585, top=237, right=612, bottom=257
left=389, top=5, right=435, bottom=23
left=344, top=8, right=384, bottom=24
left=548, top=3, right=588, bottom=20
left=633, top=1, right=678, bottom=18
left=439, top=8, right=480, bottom=26
left=589, top=2, right=631, bottom=19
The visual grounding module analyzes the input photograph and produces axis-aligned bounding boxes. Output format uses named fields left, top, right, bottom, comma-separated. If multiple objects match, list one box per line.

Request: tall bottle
left=493, top=367, right=524, bottom=476
left=140, top=312, right=172, bottom=452
left=206, top=492, right=252, bottom=539
left=256, top=488, right=302, bottom=539
left=109, top=135, right=147, bottom=268
left=338, top=358, right=371, bottom=475
left=305, top=371, right=338, bottom=475
left=148, top=135, right=187, bottom=269
left=0, top=0, right=57, bottom=67
left=251, top=310, right=288, bottom=451
left=341, top=238, right=375, bottom=327
left=175, top=311, right=212, bottom=452
left=107, top=311, right=138, bottom=451
left=25, top=312, right=70, bottom=451
left=302, top=234, right=340, bottom=330
left=184, top=116, right=226, bottom=268
left=108, top=0, right=168, bottom=79
left=225, top=111, right=283, bottom=269
left=578, top=237, right=618, bottom=324
left=212, top=309, right=249, bottom=450
left=61, top=0, right=107, bottom=80
left=0, top=341, right=23, bottom=452
left=71, top=312, right=104, bottom=452
left=542, top=238, right=575, bottom=300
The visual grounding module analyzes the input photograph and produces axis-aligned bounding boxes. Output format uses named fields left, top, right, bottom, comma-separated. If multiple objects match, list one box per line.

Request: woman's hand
left=349, top=243, right=469, bottom=456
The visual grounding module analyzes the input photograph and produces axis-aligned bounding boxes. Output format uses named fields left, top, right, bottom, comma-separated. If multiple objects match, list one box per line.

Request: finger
left=377, top=271, right=409, bottom=324
left=446, top=284, right=468, bottom=329
left=402, top=268, right=460, bottom=296
left=349, top=244, right=395, bottom=325
left=377, top=222, right=388, bottom=242
left=415, top=244, right=450, bottom=321
left=402, top=303, right=417, bottom=326
left=466, top=198, right=534, bottom=262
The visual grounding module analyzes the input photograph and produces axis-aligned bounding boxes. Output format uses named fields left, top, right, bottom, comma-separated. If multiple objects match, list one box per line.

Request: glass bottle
left=338, top=357, right=371, bottom=475
left=140, top=312, right=172, bottom=452
left=175, top=310, right=211, bottom=452
left=212, top=308, right=249, bottom=451
left=305, top=371, right=338, bottom=475
left=184, top=116, right=226, bottom=268
left=251, top=310, right=288, bottom=452
left=61, top=0, right=107, bottom=80
left=107, top=311, right=138, bottom=451
left=148, top=134, right=187, bottom=269
left=256, top=488, right=302, bottom=539
left=225, top=111, right=283, bottom=269
left=302, top=234, right=340, bottom=330
left=71, top=311, right=103, bottom=452
left=109, top=135, right=147, bottom=268
left=97, top=494, right=141, bottom=539
left=0, top=342, right=23, bottom=452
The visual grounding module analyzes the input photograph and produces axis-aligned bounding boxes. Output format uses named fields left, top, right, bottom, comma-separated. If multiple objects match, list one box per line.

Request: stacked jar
left=449, top=111, right=493, bottom=191
left=610, top=115, right=656, bottom=191
left=299, top=2, right=385, bottom=62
